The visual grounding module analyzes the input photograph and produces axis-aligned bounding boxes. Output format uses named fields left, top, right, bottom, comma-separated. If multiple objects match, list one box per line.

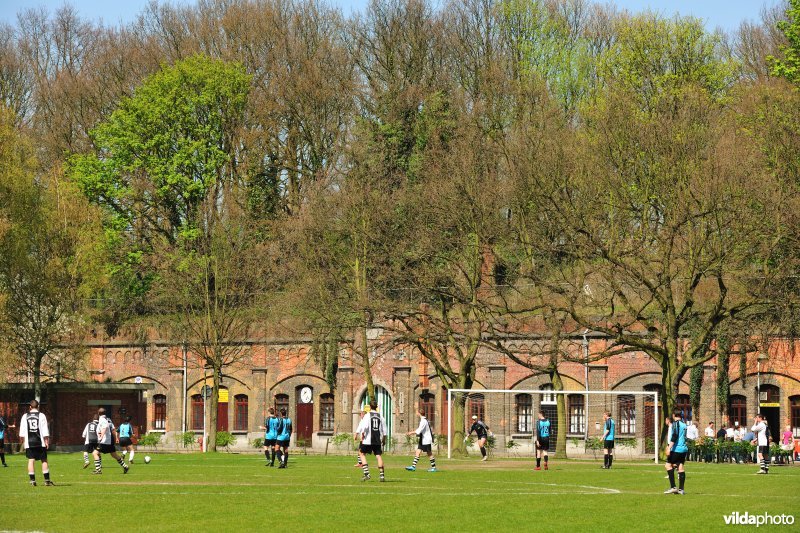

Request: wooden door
left=296, top=403, right=313, bottom=442
left=217, top=401, right=229, bottom=431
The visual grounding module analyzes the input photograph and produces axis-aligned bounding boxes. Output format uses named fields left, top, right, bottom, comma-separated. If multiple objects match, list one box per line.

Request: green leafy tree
left=770, top=0, right=800, bottom=84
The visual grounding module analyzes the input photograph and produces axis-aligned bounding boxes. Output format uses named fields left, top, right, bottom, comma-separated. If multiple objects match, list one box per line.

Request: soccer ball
left=144, top=455, right=151, bottom=464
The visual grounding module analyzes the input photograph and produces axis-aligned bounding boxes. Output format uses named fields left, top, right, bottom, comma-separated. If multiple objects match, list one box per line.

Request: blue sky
left=0, top=0, right=782, bottom=32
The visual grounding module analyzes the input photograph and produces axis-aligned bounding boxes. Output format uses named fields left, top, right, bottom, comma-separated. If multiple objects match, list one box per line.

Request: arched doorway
left=360, top=385, right=393, bottom=450
left=296, top=385, right=314, bottom=444
left=217, top=386, right=229, bottom=432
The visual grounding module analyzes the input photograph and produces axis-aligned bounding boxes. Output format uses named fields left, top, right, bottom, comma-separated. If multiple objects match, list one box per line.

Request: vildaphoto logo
left=724, top=512, right=795, bottom=527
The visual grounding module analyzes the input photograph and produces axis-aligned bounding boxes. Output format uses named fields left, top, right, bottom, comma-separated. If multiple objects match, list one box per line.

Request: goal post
left=447, top=388, right=659, bottom=463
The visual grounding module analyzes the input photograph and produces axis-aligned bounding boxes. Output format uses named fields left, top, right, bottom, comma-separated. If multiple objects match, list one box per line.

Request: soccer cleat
left=353, top=463, right=362, bottom=467
left=379, top=477, right=385, bottom=482
left=544, top=464, right=548, bottom=470
left=664, top=487, right=678, bottom=494
left=29, top=480, right=37, bottom=486
left=44, top=480, right=55, bottom=486
left=278, top=464, right=285, bottom=469
left=676, top=489, right=684, bottom=495
left=427, top=468, right=437, bottom=472
left=2, top=463, right=7, bottom=467
left=755, top=470, right=767, bottom=475
left=405, top=466, right=416, bottom=471
left=361, top=474, right=371, bottom=482
left=534, top=466, right=541, bottom=471
left=92, top=470, right=102, bottom=475
left=601, top=466, right=608, bottom=469
left=83, top=462, right=89, bottom=469
left=123, top=464, right=129, bottom=474
left=481, top=456, right=488, bottom=462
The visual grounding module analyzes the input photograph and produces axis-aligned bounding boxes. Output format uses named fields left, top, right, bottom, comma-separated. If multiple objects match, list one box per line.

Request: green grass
left=0, top=452, right=797, bottom=532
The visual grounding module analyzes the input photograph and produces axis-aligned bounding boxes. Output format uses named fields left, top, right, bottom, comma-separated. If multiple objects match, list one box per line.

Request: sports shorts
left=119, top=437, right=133, bottom=447
left=668, top=451, right=687, bottom=465
left=264, top=438, right=277, bottom=446
left=277, top=439, right=290, bottom=448
left=603, top=440, right=615, bottom=450
left=537, top=438, right=550, bottom=451
left=359, top=443, right=383, bottom=456
left=98, top=443, right=117, bottom=454
left=85, top=442, right=98, bottom=453
left=26, top=446, right=47, bottom=461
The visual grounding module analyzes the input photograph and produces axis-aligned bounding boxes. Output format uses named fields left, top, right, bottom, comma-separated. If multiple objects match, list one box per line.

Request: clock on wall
left=300, top=386, right=312, bottom=404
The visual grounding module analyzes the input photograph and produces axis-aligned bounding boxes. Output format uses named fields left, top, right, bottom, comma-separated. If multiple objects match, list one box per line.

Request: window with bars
left=153, top=394, right=166, bottom=430
left=729, top=395, right=747, bottom=427
left=468, top=394, right=485, bottom=422
left=191, top=394, right=203, bottom=430
left=676, top=394, right=691, bottom=420
left=234, top=394, right=248, bottom=431
left=515, top=393, right=532, bottom=433
left=568, top=394, right=585, bottom=434
left=540, top=384, right=556, bottom=405
left=320, top=393, right=335, bottom=432
left=789, top=396, right=799, bottom=437
left=419, top=393, right=436, bottom=429
left=618, top=395, right=636, bottom=434
left=274, top=394, right=289, bottom=417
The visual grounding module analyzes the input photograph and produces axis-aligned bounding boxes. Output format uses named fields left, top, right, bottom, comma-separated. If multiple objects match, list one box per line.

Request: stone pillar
left=167, top=367, right=184, bottom=446
left=587, top=364, right=608, bottom=437
left=251, top=368, right=268, bottom=437
left=393, top=366, right=412, bottom=433
left=488, top=365, right=507, bottom=445
left=701, top=364, right=718, bottom=428
left=337, top=366, right=354, bottom=433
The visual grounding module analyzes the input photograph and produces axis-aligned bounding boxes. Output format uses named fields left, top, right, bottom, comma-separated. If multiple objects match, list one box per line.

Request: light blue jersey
left=537, top=419, right=551, bottom=439
left=119, top=422, right=133, bottom=439
left=278, top=417, right=292, bottom=441
left=0, top=416, right=6, bottom=440
left=672, top=420, right=688, bottom=453
left=265, top=416, right=280, bottom=440
left=604, top=418, right=616, bottom=441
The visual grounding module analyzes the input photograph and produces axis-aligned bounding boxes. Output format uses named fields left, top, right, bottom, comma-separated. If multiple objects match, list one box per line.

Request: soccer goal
left=447, top=389, right=660, bottom=463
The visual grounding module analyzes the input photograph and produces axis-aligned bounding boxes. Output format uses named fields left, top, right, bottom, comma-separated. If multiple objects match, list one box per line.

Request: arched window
left=468, top=393, right=485, bottom=423
left=191, top=394, right=203, bottom=430
left=419, top=392, right=436, bottom=429
left=675, top=394, right=691, bottom=420
left=540, top=384, right=556, bottom=405
left=729, top=395, right=747, bottom=427
left=153, top=394, right=166, bottom=430
left=618, top=395, right=636, bottom=434
left=274, top=394, right=289, bottom=417
left=234, top=394, right=248, bottom=431
left=568, top=395, right=585, bottom=434
left=515, top=393, right=532, bottom=433
left=790, top=396, right=800, bottom=438
left=758, top=384, right=779, bottom=404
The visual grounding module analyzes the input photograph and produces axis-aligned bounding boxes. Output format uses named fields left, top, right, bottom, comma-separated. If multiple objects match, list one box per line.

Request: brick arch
left=117, top=375, right=167, bottom=388
left=269, top=373, right=329, bottom=393
left=729, top=371, right=800, bottom=387
left=186, top=373, right=251, bottom=392
left=509, top=372, right=584, bottom=391
left=612, top=372, right=689, bottom=392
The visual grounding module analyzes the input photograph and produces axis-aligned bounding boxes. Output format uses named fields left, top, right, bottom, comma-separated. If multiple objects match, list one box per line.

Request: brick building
left=1, top=332, right=798, bottom=454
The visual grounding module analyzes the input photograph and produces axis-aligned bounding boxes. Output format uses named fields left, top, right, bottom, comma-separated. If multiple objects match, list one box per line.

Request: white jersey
left=704, top=426, right=715, bottom=437
left=356, top=411, right=386, bottom=446
left=19, top=410, right=49, bottom=449
left=97, top=415, right=115, bottom=445
left=686, top=424, right=698, bottom=440
left=414, top=416, right=434, bottom=446
left=752, top=422, right=768, bottom=446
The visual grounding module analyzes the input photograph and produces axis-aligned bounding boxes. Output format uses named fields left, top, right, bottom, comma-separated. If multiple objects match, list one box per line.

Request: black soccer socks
left=667, top=469, right=676, bottom=488
left=536, top=457, right=541, bottom=467
left=480, top=447, right=487, bottom=458
left=678, top=472, right=685, bottom=490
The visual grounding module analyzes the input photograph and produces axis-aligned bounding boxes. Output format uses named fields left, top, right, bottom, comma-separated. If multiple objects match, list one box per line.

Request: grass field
left=0, top=452, right=797, bottom=532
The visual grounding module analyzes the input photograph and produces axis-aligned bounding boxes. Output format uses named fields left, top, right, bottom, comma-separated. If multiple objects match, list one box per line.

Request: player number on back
left=29, top=418, right=39, bottom=431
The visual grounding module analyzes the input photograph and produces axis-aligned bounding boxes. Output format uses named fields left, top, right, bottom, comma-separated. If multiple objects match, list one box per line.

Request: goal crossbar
left=447, top=388, right=659, bottom=463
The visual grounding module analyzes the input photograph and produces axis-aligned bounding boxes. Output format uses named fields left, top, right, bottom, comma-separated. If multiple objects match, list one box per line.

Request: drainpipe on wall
left=583, top=329, right=590, bottom=447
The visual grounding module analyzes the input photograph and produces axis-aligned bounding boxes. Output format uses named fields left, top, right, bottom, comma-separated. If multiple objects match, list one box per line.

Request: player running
left=405, top=406, right=437, bottom=472
left=92, top=408, right=128, bottom=475
left=664, top=409, right=688, bottom=495
left=81, top=415, right=99, bottom=469
left=534, top=411, right=550, bottom=471
left=355, top=399, right=387, bottom=482
left=19, top=400, right=53, bottom=486
left=276, top=408, right=292, bottom=469
left=259, top=407, right=281, bottom=466
left=466, top=415, right=490, bottom=461
left=601, top=411, right=616, bottom=469
left=119, top=416, right=136, bottom=463
left=752, top=413, right=770, bottom=474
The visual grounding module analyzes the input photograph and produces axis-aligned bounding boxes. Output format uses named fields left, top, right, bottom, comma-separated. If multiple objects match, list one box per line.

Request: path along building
left=1, top=332, right=798, bottom=455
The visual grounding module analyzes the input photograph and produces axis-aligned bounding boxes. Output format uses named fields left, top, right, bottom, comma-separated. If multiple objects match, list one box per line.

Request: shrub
left=252, top=437, right=264, bottom=449
left=138, top=433, right=161, bottom=448
left=330, top=433, right=356, bottom=450
left=180, top=431, right=197, bottom=448
left=216, top=431, right=236, bottom=450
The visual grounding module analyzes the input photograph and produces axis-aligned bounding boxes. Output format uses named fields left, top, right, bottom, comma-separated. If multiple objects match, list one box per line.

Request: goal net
left=447, top=389, right=660, bottom=463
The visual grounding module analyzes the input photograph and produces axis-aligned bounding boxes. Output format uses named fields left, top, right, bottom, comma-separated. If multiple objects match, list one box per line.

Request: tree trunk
left=551, top=369, right=567, bottom=458
left=451, top=391, right=468, bottom=457
left=659, top=357, right=680, bottom=459
left=206, top=365, right=220, bottom=452
left=360, top=318, right=375, bottom=403
left=33, top=353, right=44, bottom=402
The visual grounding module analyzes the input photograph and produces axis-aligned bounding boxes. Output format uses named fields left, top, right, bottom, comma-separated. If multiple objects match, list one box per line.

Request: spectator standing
left=686, top=420, right=698, bottom=461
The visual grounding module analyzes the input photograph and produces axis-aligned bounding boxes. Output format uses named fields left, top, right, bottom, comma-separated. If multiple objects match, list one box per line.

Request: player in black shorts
left=81, top=416, right=99, bottom=468
left=19, top=400, right=54, bottom=486
left=466, top=415, right=490, bottom=461
left=355, top=400, right=387, bottom=481
left=0, top=412, right=15, bottom=467
left=535, top=411, right=551, bottom=471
